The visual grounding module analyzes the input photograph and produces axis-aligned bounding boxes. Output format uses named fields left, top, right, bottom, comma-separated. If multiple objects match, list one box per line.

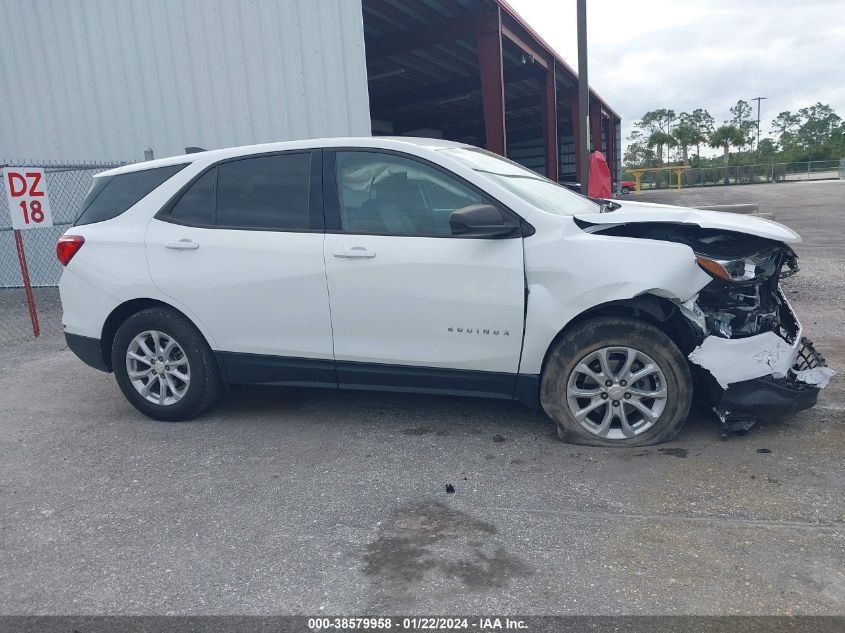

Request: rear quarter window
left=75, top=164, right=188, bottom=226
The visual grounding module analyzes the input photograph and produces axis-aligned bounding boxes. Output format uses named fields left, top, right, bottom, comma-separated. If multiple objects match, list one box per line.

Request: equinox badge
left=448, top=327, right=510, bottom=335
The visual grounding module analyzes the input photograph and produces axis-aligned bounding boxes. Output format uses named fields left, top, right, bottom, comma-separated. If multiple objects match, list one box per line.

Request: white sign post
left=2, top=167, right=52, bottom=337
left=3, top=167, right=54, bottom=230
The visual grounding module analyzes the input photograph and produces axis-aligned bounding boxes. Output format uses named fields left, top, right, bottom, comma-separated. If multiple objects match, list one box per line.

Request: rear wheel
left=621, top=185, right=631, bottom=194
left=112, top=307, right=221, bottom=420
left=541, top=317, right=692, bottom=447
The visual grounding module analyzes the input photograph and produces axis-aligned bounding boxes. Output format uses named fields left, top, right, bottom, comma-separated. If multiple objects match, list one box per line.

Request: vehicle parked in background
left=620, top=180, right=636, bottom=194
left=58, top=137, right=833, bottom=446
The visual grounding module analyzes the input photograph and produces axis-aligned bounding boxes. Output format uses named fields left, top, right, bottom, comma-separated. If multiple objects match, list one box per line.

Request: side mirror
left=449, top=204, right=519, bottom=238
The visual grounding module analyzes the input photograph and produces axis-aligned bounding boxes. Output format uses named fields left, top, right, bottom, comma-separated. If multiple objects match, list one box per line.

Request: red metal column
left=590, top=101, right=603, bottom=154
left=542, top=65, right=559, bottom=182
left=568, top=92, right=582, bottom=182
left=606, top=117, right=616, bottom=183
left=604, top=116, right=616, bottom=182
left=475, top=8, right=506, bottom=155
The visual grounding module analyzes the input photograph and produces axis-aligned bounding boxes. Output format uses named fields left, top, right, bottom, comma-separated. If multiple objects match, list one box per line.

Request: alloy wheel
left=125, top=330, right=191, bottom=406
left=566, top=346, right=668, bottom=440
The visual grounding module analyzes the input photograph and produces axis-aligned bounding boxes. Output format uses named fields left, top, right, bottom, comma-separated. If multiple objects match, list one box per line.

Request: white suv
left=58, top=137, right=832, bottom=446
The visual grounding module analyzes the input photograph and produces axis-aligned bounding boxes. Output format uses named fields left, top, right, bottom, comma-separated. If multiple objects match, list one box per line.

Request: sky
left=508, top=0, right=845, bottom=152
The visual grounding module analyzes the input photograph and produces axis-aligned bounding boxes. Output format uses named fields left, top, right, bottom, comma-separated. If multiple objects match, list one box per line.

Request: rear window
left=75, top=164, right=188, bottom=226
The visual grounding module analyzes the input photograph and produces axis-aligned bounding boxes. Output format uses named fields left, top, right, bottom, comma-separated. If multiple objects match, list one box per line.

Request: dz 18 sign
left=3, top=168, right=54, bottom=230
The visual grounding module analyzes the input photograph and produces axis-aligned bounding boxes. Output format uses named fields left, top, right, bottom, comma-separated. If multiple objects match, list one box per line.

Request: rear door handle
left=333, top=247, right=376, bottom=259
left=165, top=239, right=199, bottom=250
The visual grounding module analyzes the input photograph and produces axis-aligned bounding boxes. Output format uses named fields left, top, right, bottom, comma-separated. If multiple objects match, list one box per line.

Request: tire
left=621, top=186, right=631, bottom=194
left=111, top=306, right=221, bottom=421
left=540, top=317, right=692, bottom=447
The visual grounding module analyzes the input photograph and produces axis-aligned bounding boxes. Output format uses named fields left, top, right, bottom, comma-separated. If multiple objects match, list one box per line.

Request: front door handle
left=333, top=247, right=376, bottom=259
left=165, top=239, right=200, bottom=250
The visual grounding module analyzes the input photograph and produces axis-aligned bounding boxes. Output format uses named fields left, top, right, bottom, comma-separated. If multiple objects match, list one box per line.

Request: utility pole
left=751, top=96, right=767, bottom=164
left=577, top=0, right=589, bottom=194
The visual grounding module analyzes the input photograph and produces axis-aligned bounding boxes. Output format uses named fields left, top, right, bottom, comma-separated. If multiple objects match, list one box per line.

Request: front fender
left=519, top=230, right=712, bottom=375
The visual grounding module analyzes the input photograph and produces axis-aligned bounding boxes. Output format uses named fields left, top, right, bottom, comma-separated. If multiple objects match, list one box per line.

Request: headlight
left=695, top=250, right=778, bottom=282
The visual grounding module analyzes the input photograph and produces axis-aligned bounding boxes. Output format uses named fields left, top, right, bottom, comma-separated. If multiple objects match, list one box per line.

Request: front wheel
left=541, top=317, right=692, bottom=447
left=621, top=186, right=631, bottom=194
left=112, top=307, right=221, bottom=421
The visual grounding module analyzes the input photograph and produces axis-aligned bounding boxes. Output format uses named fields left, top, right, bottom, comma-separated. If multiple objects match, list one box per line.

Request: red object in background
left=13, top=230, right=40, bottom=337
left=588, top=151, right=612, bottom=198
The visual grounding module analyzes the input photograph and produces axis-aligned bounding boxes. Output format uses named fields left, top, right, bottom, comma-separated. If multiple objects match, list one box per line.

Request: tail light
left=57, top=235, right=85, bottom=266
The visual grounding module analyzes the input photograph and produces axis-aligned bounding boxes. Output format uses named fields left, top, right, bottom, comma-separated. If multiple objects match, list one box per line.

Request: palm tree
left=709, top=124, right=747, bottom=183
left=647, top=130, right=675, bottom=166
left=672, top=122, right=705, bottom=166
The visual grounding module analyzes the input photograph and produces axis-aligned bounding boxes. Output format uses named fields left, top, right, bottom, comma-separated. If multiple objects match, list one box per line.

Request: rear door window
left=168, top=168, right=216, bottom=225
left=215, top=153, right=311, bottom=230
left=76, top=164, right=187, bottom=226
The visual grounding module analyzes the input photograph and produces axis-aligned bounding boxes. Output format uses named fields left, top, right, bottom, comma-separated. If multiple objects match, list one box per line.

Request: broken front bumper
left=686, top=293, right=834, bottom=433
left=714, top=371, right=821, bottom=433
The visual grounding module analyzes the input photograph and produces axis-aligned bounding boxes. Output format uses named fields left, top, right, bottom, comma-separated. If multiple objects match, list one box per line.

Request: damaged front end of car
left=588, top=221, right=835, bottom=435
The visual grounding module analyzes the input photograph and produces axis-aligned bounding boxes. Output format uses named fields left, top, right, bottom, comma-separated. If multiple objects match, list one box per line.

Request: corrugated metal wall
left=0, top=0, right=371, bottom=162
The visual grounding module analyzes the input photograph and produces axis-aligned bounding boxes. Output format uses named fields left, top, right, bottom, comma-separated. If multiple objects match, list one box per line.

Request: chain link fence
left=1, top=160, right=129, bottom=344
left=626, top=159, right=843, bottom=190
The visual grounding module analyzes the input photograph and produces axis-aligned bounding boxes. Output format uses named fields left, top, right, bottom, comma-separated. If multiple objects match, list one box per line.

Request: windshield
left=438, top=147, right=600, bottom=216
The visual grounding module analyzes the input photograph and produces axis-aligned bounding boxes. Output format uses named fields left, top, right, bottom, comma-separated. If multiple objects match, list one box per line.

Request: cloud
left=508, top=0, right=845, bottom=150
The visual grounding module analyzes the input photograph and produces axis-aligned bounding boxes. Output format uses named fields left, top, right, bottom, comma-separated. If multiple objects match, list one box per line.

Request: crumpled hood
left=575, top=199, right=801, bottom=244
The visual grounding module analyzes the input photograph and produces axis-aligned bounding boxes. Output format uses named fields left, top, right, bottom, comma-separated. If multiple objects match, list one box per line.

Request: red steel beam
left=568, top=92, right=582, bottom=182
left=495, top=0, right=620, bottom=121
left=590, top=100, right=603, bottom=154
left=606, top=118, right=617, bottom=184
left=475, top=8, right=506, bottom=155
left=543, top=65, right=559, bottom=181
left=501, top=22, right=550, bottom=70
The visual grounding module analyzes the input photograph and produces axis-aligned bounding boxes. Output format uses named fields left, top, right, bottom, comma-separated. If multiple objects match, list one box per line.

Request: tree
left=771, top=110, right=801, bottom=151
left=686, top=108, right=715, bottom=158
left=673, top=112, right=708, bottom=166
left=635, top=109, right=676, bottom=165
left=623, top=131, right=656, bottom=168
left=730, top=100, right=752, bottom=128
left=756, top=138, right=778, bottom=165
left=625, top=102, right=842, bottom=175
left=729, top=100, right=754, bottom=161
left=709, top=124, right=747, bottom=183
left=828, top=125, right=845, bottom=161
left=794, top=103, right=842, bottom=152
left=647, top=130, right=675, bottom=166
left=771, top=103, right=843, bottom=161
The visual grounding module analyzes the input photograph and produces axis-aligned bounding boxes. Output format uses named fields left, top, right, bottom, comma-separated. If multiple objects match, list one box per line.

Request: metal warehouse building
left=0, top=0, right=621, bottom=184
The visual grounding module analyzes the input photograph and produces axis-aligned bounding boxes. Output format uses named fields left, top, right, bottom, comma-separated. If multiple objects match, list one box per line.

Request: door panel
left=324, top=150, right=525, bottom=375
left=324, top=233, right=524, bottom=372
left=145, top=150, right=333, bottom=360
left=147, top=220, right=332, bottom=358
